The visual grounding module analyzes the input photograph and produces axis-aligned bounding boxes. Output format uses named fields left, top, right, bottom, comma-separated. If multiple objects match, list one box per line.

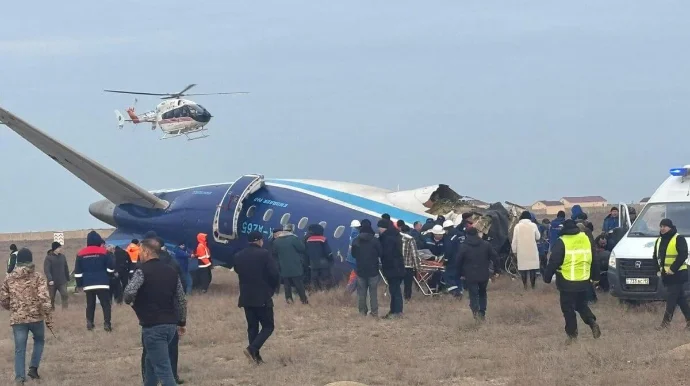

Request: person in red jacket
left=195, top=233, right=212, bottom=293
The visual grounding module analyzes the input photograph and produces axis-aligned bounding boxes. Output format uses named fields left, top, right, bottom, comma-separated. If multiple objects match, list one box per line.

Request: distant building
left=531, top=200, right=565, bottom=215
left=640, top=197, right=650, bottom=205
left=560, top=196, right=608, bottom=209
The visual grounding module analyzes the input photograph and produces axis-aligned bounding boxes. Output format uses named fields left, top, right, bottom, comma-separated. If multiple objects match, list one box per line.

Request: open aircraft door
left=212, top=174, right=265, bottom=243
left=618, top=202, right=633, bottom=231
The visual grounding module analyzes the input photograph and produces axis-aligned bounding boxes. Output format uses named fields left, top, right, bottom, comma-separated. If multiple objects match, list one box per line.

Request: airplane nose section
left=89, top=199, right=116, bottom=227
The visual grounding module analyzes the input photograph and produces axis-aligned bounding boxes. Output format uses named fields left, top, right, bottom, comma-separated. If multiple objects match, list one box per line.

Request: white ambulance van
left=608, top=166, right=690, bottom=301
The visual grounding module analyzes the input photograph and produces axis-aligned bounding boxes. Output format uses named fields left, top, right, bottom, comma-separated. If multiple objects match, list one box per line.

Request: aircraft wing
left=0, top=106, right=169, bottom=209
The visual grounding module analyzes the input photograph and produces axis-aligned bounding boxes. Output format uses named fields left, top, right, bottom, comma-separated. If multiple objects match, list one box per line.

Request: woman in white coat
left=511, top=211, right=541, bottom=289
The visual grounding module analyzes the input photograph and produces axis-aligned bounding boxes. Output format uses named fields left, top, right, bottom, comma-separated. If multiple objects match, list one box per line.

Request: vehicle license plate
left=625, top=278, right=649, bottom=285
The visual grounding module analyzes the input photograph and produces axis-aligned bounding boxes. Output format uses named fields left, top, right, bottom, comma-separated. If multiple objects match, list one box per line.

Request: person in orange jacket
left=125, top=239, right=140, bottom=277
left=195, top=233, right=212, bottom=293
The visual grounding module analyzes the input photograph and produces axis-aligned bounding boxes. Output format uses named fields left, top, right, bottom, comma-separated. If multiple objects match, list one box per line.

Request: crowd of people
left=2, top=204, right=689, bottom=383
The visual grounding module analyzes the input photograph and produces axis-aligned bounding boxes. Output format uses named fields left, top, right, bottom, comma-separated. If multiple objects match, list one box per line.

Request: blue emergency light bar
left=669, top=167, right=689, bottom=177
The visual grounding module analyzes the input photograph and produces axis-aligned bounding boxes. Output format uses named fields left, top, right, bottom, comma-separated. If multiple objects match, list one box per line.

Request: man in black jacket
left=234, top=231, right=280, bottom=364
left=351, top=224, right=383, bottom=317
left=544, top=219, right=601, bottom=343
left=378, top=219, right=405, bottom=319
left=140, top=237, right=186, bottom=384
left=124, top=238, right=187, bottom=386
left=112, top=246, right=131, bottom=304
left=8, top=244, right=18, bottom=274
left=456, top=228, right=500, bottom=321
left=653, top=218, right=690, bottom=330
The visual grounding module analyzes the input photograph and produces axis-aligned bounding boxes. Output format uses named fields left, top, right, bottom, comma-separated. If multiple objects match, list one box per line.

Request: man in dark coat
left=113, top=246, right=131, bottom=304
left=272, top=225, right=308, bottom=304
left=351, top=223, right=383, bottom=316
left=8, top=244, right=18, bottom=274
left=653, top=219, right=690, bottom=330
left=544, top=219, right=601, bottom=343
left=456, top=228, right=500, bottom=321
left=44, top=242, right=70, bottom=310
left=378, top=219, right=405, bottom=318
left=233, top=231, right=280, bottom=364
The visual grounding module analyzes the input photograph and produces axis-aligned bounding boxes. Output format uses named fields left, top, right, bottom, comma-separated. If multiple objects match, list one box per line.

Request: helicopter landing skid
left=160, top=127, right=209, bottom=141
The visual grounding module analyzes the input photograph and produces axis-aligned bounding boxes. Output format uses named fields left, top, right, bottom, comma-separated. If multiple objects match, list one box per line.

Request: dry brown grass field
left=1, top=238, right=688, bottom=386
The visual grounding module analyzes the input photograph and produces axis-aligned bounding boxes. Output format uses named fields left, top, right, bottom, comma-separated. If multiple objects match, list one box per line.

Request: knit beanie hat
left=660, top=218, right=674, bottom=228
left=51, top=242, right=62, bottom=252
left=16, top=248, right=32, bottom=264
left=86, top=231, right=104, bottom=247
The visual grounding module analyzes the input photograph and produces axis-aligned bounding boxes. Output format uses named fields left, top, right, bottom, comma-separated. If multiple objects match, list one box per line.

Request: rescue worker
left=44, top=242, right=70, bottom=310
left=544, top=219, right=601, bottom=344
left=305, top=224, right=333, bottom=291
left=411, top=221, right=425, bottom=249
left=75, top=231, right=115, bottom=332
left=233, top=231, right=280, bottom=364
left=442, top=220, right=462, bottom=297
left=423, top=225, right=445, bottom=257
left=8, top=244, right=18, bottom=274
left=0, top=248, right=54, bottom=384
left=126, top=239, right=140, bottom=277
left=195, top=233, right=212, bottom=293
left=653, top=219, right=690, bottom=330
left=421, top=218, right=435, bottom=233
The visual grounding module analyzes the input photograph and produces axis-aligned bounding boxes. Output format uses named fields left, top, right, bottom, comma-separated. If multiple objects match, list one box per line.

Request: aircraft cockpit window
left=298, top=217, right=309, bottom=229
left=181, top=106, right=189, bottom=117
left=319, top=221, right=327, bottom=229
left=173, top=108, right=180, bottom=118
left=246, top=205, right=256, bottom=218
left=263, top=209, right=274, bottom=221
left=280, top=213, right=290, bottom=226
left=333, top=225, right=345, bottom=239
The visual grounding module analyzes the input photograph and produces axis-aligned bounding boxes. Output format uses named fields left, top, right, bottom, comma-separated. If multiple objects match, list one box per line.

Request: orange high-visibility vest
left=126, top=243, right=140, bottom=263
left=196, top=233, right=211, bottom=268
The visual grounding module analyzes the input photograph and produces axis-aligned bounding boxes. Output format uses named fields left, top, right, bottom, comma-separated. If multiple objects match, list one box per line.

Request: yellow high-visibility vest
left=655, top=234, right=687, bottom=272
left=558, top=232, right=592, bottom=281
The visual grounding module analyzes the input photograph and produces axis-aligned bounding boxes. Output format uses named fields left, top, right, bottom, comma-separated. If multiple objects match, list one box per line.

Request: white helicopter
left=104, top=84, right=248, bottom=141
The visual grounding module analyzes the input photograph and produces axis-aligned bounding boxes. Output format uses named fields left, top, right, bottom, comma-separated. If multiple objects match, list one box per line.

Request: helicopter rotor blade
left=175, top=84, right=197, bottom=96
left=104, top=89, right=170, bottom=96
left=182, top=92, right=250, bottom=96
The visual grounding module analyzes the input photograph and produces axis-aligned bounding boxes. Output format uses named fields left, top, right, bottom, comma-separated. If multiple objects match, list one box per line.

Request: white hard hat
left=431, top=225, right=446, bottom=235
left=442, top=220, right=454, bottom=228
left=350, top=220, right=361, bottom=227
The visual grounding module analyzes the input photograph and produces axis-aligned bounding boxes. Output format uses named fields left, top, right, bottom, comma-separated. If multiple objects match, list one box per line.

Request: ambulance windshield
left=628, top=202, right=690, bottom=237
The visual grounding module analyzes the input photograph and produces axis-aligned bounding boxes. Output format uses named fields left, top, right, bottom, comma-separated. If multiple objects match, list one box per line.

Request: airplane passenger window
left=319, top=221, right=327, bottom=229
left=246, top=205, right=256, bottom=218
left=298, top=217, right=309, bottom=229
left=263, top=209, right=274, bottom=221
left=280, top=213, right=290, bottom=226
left=333, top=225, right=345, bottom=239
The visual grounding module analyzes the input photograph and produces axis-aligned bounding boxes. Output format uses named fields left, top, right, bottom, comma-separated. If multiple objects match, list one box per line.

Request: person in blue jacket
left=75, top=231, right=115, bottom=332
left=602, top=207, right=620, bottom=233
left=570, top=205, right=585, bottom=221
left=172, top=241, right=194, bottom=295
left=549, top=211, right=566, bottom=252
left=345, top=220, right=361, bottom=293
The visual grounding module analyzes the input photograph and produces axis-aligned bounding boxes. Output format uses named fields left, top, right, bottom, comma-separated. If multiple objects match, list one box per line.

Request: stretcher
left=414, top=249, right=446, bottom=296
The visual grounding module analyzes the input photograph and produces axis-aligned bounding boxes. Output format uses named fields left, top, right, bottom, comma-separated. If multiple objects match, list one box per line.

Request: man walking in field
left=544, top=219, right=601, bottom=344
left=233, top=231, right=280, bottom=364
left=0, top=248, right=54, bottom=384
left=125, top=238, right=187, bottom=386
left=44, top=241, right=70, bottom=310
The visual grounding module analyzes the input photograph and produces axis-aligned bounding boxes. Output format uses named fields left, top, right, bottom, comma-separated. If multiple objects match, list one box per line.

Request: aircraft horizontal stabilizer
left=0, top=106, right=169, bottom=210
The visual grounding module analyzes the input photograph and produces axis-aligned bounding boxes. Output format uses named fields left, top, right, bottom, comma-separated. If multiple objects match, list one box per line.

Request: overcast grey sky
left=1, top=1, right=689, bottom=232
